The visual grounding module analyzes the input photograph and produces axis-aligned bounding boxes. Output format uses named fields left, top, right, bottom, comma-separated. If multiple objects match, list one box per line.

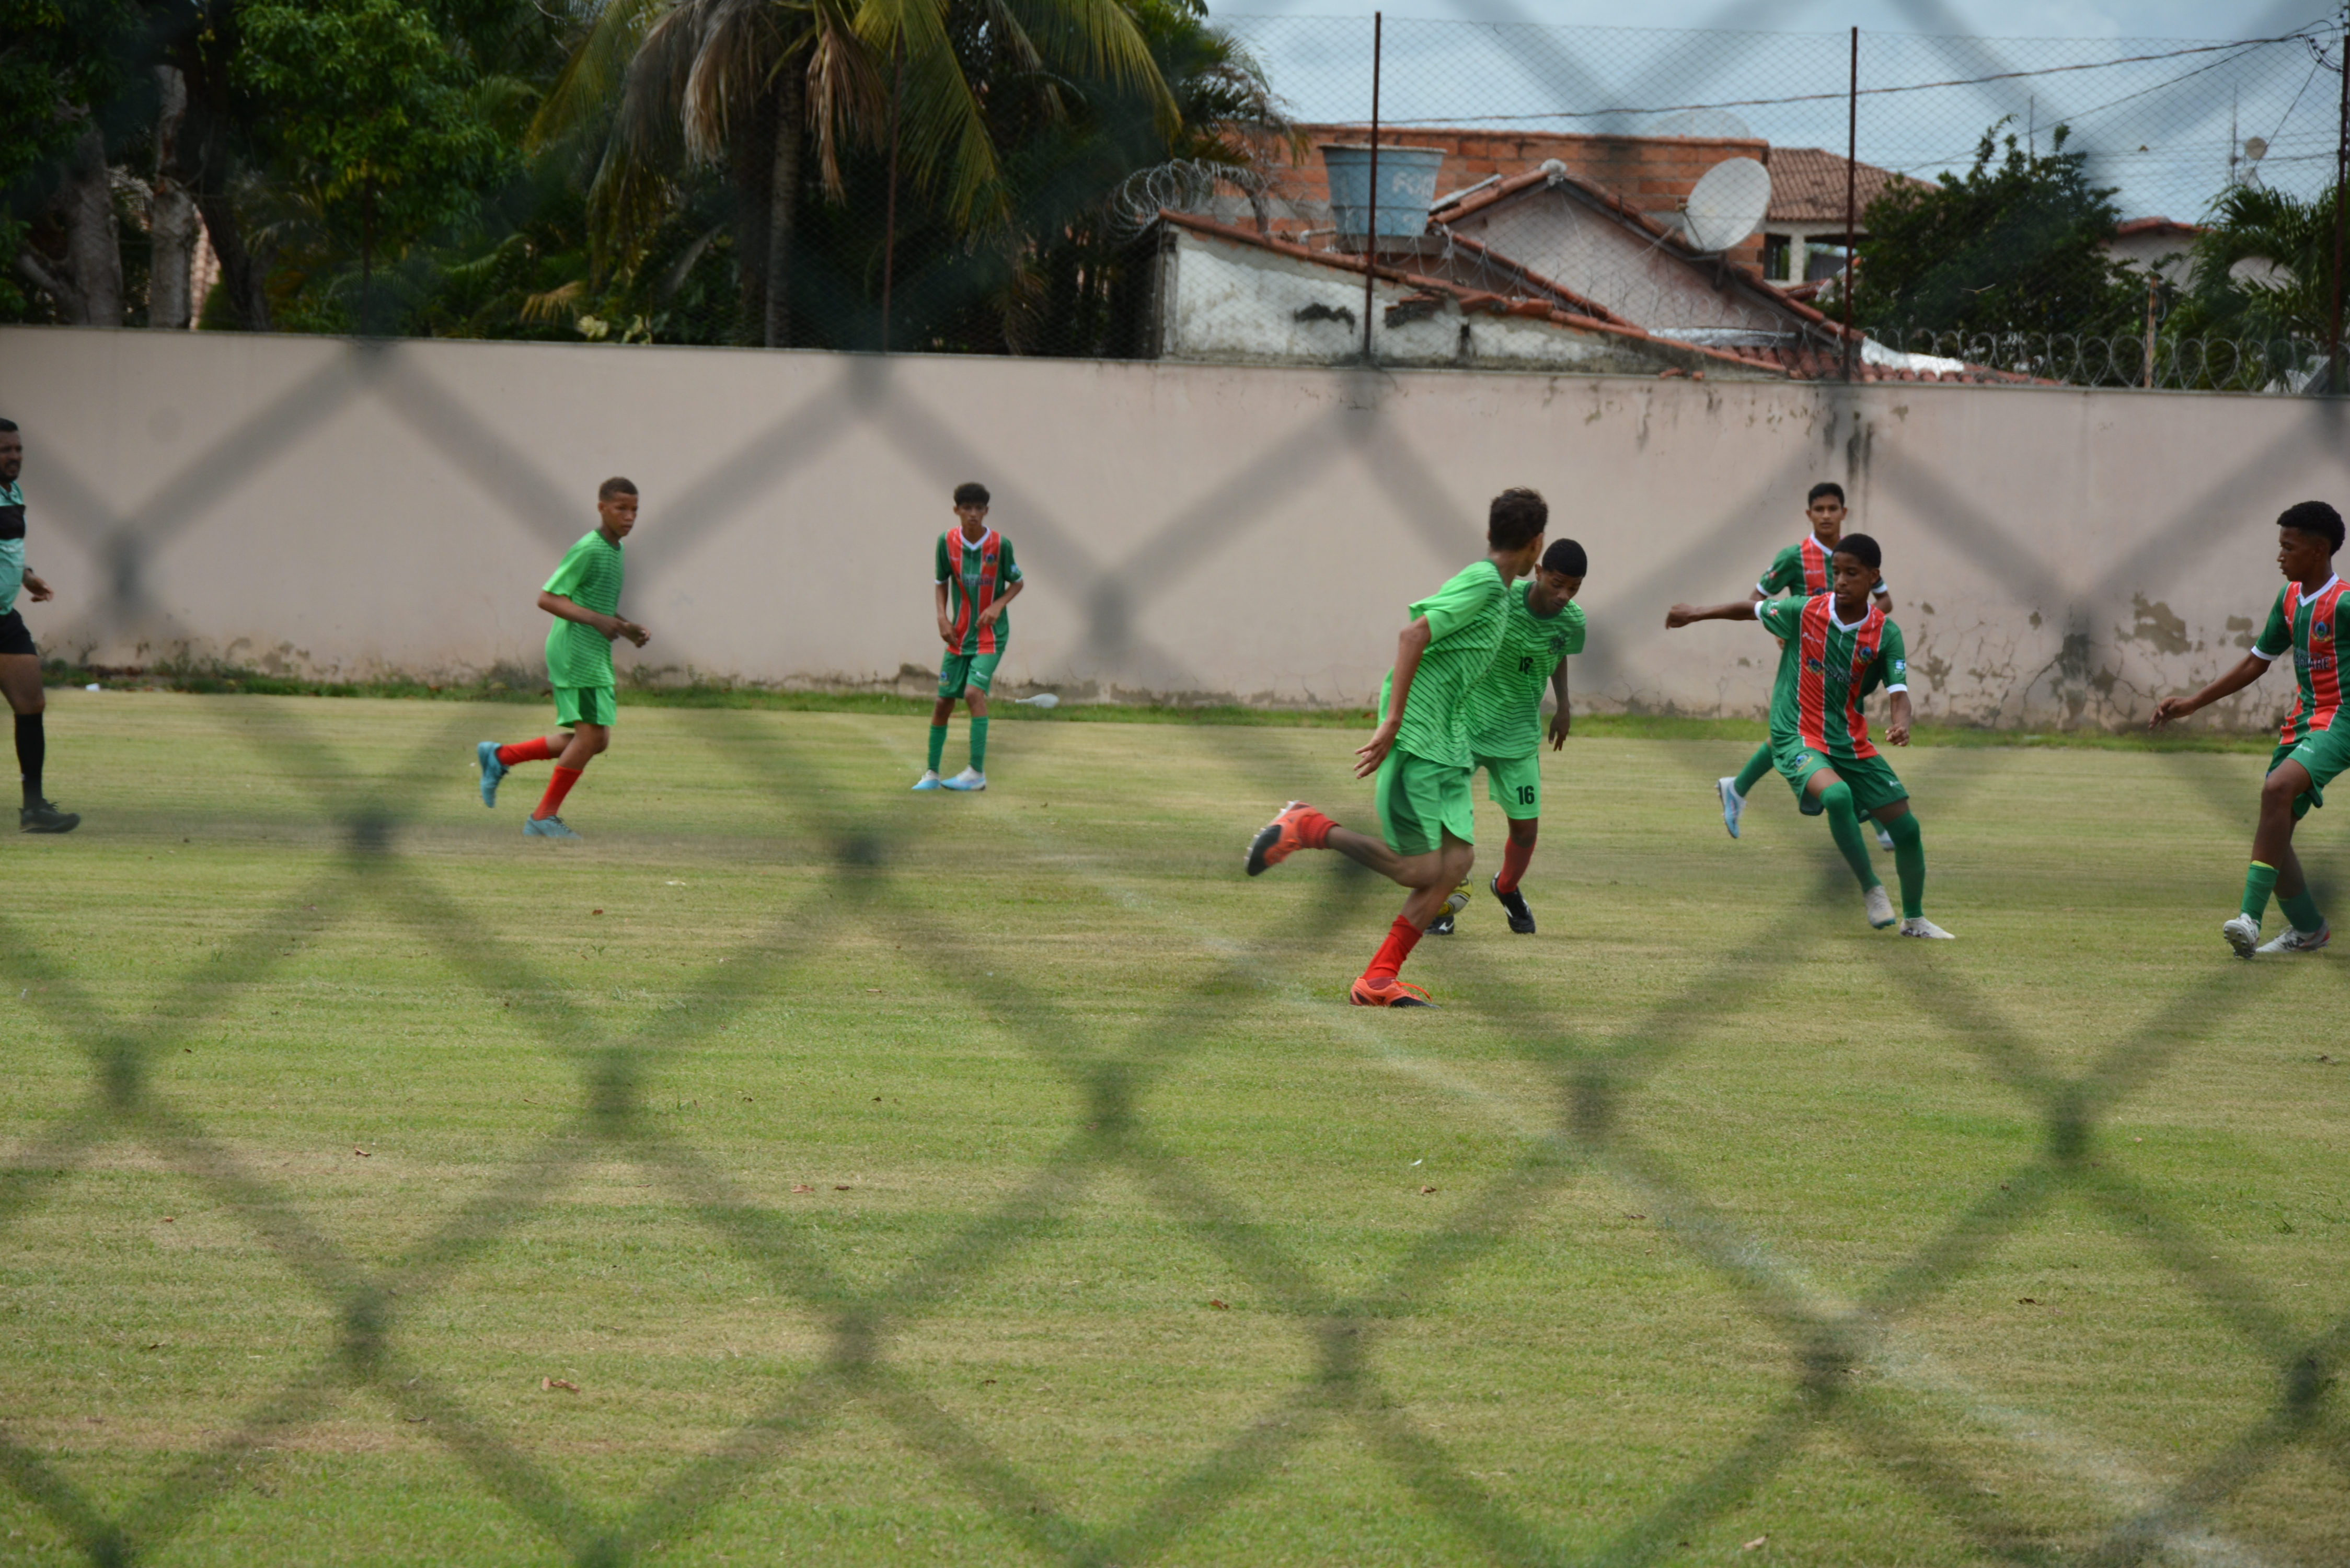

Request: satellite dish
left=1648, top=108, right=1755, bottom=142
left=2243, top=136, right=2268, bottom=162
left=1683, top=157, right=1772, bottom=253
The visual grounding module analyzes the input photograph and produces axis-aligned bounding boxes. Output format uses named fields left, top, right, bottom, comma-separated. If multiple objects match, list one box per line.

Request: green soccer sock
left=1887, top=810, right=1926, bottom=919
left=1818, top=781, right=1881, bottom=889
left=2279, top=883, right=2324, bottom=935
left=2241, top=860, right=2278, bottom=922
left=927, top=724, right=948, bottom=774
left=970, top=717, right=988, bottom=773
left=1733, top=743, right=1773, bottom=797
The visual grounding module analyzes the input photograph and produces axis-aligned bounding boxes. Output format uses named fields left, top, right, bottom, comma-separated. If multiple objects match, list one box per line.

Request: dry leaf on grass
left=1421, top=1186, right=1437, bottom=1195
left=353, top=1148, right=370, bottom=1157
left=791, top=1184, right=814, bottom=1193
left=834, top=1184, right=852, bottom=1191
left=1743, top=1536, right=1768, bottom=1552
left=542, top=1378, right=579, bottom=1393
left=1209, top=1299, right=1229, bottom=1310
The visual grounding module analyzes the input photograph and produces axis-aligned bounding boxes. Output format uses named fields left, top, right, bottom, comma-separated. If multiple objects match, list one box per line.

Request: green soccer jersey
left=936, top=529, right=1022, bottom=656
left=1377, top=559, right=1510, bottom=770
left=1462, top=582, right=1585, bottom=758
left=1757, top=593, right=1906, bottom=760
left=0, top=480, right=24, bottom=618
left=1757, top=534, right=1890, bottom=600
left=2252, top=574, right=2348, bottom=743
left=542, top=529, right=625, bottom=688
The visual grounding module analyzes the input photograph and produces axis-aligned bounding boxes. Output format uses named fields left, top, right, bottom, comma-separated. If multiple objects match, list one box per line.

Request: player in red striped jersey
left=917, top=482, right=1024, bottom=793
left=2152, top=500, right=2347, bottom=957
left=1668, top=534, right=1951, bottom=938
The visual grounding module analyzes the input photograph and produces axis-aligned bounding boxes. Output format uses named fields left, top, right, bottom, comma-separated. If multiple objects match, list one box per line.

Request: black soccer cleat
left=1490, top=874, right=1535, bottom=935
left=20, top=799, right=80, bottom=834
left=1426, top=913, right=1455, bottom=936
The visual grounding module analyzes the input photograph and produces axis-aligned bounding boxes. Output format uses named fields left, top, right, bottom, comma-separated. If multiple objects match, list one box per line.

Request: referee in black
left=1, top=419, right=79, bottom=833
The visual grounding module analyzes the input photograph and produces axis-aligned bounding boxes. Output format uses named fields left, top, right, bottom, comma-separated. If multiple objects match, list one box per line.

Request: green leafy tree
left=1, top=0, right=142, bottom=321
left=2164, top=180, right=2347, bottom=345
left=1847, top=119, right=2140, bottom=347
left=237, top=0, right=513, bottom=329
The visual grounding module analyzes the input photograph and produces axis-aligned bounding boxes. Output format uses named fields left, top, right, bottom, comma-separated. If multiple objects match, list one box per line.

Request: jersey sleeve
left=2252, top=586, right=2292, bottom=660
left=935, top=533, right=950, bottom=585
left=1559, top=601, right=1587, bottom=658
left=542, top=536, right=595, bottom=597
left=1414, top=563, right=1503, bottom=644
left=1755, top=596, right=1803, bottom=640
left=1757, top=545, right=1797, bottom=597
left=1876, top=620, right=1908, bottom=692
left=999, top=537, right=1022, bottom=583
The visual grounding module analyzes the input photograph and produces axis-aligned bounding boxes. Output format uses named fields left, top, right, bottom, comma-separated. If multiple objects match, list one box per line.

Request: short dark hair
left=2278, top=500, right=2345, bottom=551
left=1542, top=538, right=1587, bottom=577
left=1834, top=532, right=1882, bottom=572
left=1488, top=487, right=1547, bottom=551
left=953, top=481, right=990, bottom=508
left=0, top=419, right=17, bottom=433
left=1807, top=481, right=1845, bottom=506
left=598, top=476, right=638, bottom=502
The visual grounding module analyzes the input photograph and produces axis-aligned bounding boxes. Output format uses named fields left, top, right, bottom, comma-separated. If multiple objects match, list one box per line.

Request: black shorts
left=0, top=609, right=33, bottom=659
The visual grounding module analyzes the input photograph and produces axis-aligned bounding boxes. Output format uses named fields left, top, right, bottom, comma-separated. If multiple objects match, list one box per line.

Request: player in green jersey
left=916, top=481, right=1025, bottom=793
left=1244, top=488, right=1550, bottom=1006
left=1717, top=481, right=1893, bottom=846
left=2151, top=500, right=2347, bottom=958
left=1668, top=534, right=1953, bottom=938
left=476, top=477, right=650, bottom=839
left=1429, top=537, right=1586, bottom=937
left=0, top=420, right=78, bottom=833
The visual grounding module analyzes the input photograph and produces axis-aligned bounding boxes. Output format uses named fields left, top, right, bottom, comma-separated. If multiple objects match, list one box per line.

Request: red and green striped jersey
left=1756, top=593, right=1907, bottom=759
left=2253, top=575, right=2347, bottom=742
left=936, top=529, right=1023, bottom=655
left=1757, top=535, right=1891, bottom=600
left=1462, top=583, right=1585, bottom=759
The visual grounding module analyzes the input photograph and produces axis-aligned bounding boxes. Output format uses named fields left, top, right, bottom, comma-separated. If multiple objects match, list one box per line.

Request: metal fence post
left=1364, top=11, right=1382, bottom=364
left=1843, top=26, right=1858, bottom=383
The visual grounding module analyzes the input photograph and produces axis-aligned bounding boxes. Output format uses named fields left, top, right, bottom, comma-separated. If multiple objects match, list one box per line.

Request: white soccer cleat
left=1900, top=916, right=1955, bottom=939
left=941, top=767, right=988, bottom=792
left=912, top=769, right=944, bottom=791
left=2255, top=921, right=2329, bottom=955
left=2221, top=913, right=2260, bottom=959
left=1875, top=824, right=1896, bottom=851
left=1864, top=884, right=1897, bottom=929
left=1717, top=777, right=1746, bottom=839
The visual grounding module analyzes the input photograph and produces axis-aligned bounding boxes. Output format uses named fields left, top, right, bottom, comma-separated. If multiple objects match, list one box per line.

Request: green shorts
left=1775, top=734, right=1908, bottom=816
left=1375, top=748, right=1475, bottom=857
left=1473, top=752, right=1541, bottom=820
left=555, top=685, right=616, bottom=728
left=939, top=651, right=1003, bottom=701
left=2268, top=724, right=2350, bottom=817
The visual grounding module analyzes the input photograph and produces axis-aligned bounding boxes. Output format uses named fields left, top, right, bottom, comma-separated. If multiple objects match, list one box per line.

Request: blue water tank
left=1320, top=144, right=1447, bottom=241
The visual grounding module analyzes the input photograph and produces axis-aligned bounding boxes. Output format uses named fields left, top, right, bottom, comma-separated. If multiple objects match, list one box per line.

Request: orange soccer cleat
left=1349, top=974, right=1436, bottom=1007
left=1245, top=801, right=1332, bottom=876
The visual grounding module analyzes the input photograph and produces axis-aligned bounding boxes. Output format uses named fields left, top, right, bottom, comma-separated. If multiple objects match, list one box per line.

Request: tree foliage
left=2163, top=179, right=2348, bottom=347
left=1848, top=119, right=2141, bottom=341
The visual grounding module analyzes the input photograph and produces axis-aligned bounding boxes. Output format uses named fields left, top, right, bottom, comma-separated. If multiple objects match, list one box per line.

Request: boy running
left=1666, top=534, right=1952, bottom=938
left=1243, top=488, right=1550, bottom=1005
left=1430, top=537, right=1586, bottom=936
left=1717, top=481, right=1892, bottom=843
left=0, top=420, right=77, bottom=834
left=476, top=477, right=650, bottom=839
left=2151, top=500, right=2346, bottom=957
left=915, top=481, right=1023, bottom=793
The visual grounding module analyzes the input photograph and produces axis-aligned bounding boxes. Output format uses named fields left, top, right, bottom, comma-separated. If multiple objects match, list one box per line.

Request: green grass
left=2, top=691, right=2344, bottom=1567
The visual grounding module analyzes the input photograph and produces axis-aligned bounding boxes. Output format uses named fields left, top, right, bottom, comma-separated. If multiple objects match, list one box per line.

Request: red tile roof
left=1761, top=147, right=1926, bottom=225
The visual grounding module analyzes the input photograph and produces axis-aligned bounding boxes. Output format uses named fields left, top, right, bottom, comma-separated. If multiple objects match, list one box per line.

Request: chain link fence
left=4, top=329, right=2348, bottom=1562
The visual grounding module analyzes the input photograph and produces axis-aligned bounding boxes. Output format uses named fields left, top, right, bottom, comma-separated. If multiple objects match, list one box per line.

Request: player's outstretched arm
left=1665, top=601, right=1760, bottom=629
left=1356, top=617, right=1433, bottom=778
left=2151, top=652, right=2269, bottom=728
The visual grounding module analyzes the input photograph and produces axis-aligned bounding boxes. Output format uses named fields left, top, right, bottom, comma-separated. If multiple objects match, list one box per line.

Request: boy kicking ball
left=1244, top=488, right=1549, bottom=1006
left=477, top=477, right=650, bottom=839
left=1666, top=534, right=1951, bottom=939
left=2151, top=500, right=2346, bottom=957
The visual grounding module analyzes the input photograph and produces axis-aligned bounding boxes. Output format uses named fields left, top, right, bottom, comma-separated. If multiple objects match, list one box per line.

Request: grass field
left=3, top=691, right=2346, bottom=1567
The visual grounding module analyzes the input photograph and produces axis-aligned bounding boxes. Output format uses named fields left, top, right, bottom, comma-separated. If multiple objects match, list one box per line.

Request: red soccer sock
left=498, top=736, right=559, bottom=767
left=1364, top=916, right=1423, bottom=983
left=533, top=765, right=583, bottom=821
left=1494, top=838, right=1535, bottom=894
left=1294, top=805, right=1337, bottom=848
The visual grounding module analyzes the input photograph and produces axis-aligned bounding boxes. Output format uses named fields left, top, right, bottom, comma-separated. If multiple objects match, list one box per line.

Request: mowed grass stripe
left=0, top=693, right=2343, bottom=1567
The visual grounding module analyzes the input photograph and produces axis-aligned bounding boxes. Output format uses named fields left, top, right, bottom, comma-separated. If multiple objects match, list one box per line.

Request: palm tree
left=2166, top=180, right=2347, bottom=347
left=538, top=0, right=1173, bottom=346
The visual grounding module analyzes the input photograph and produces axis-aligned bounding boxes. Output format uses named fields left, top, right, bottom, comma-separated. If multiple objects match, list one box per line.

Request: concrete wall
left=6, top=325, right=2346, bottom=728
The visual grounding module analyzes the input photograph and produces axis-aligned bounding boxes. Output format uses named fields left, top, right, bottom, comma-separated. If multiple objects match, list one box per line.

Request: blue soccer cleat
left=941, top=768, right=987, bottom=792
left=524, top=814, right=581, bottom=840
left=912, top=769, right=944, bottom=791
left=478, top=741, right=507, bottom=807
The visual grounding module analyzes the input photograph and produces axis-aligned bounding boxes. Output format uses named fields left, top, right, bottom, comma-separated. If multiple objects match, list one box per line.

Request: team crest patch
left=2318, top=620, right=2332, bottom=640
